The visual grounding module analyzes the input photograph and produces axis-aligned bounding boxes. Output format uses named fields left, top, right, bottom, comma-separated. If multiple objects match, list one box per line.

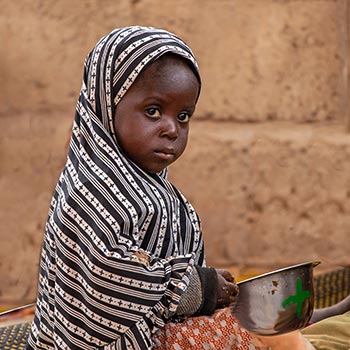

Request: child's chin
left=143, top=165, right=167, bottom=174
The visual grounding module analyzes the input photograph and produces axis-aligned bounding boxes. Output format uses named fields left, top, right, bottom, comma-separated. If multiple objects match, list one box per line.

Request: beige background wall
left=0, top=0, right=349, bottom=306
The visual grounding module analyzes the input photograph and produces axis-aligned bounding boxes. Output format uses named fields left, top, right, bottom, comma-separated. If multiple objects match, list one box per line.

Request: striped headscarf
left=26, top=26, right=204, bottom=350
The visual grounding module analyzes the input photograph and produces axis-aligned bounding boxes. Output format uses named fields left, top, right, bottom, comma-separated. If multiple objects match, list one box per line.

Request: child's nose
left=160, top=116, right=178, bottom=139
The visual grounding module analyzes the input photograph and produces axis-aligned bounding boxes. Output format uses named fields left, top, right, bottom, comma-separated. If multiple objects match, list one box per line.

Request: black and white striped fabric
left=26, top=26, right=204, bottom=350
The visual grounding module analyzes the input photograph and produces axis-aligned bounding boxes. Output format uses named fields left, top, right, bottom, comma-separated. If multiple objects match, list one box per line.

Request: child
left=25, top=26, right=239, bottom=350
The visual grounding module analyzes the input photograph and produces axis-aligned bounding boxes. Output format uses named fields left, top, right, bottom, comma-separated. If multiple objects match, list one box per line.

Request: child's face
left=114, top=56, right=200, bottom=173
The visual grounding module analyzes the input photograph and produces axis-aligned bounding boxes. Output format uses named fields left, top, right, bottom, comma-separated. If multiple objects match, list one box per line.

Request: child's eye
left=145, top=108, right=161, bottom=118
left=177, top=112, right=191, bottom=123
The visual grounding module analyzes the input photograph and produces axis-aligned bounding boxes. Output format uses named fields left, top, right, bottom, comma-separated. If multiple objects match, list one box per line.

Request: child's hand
left=215, top=269, right=239, bottom=309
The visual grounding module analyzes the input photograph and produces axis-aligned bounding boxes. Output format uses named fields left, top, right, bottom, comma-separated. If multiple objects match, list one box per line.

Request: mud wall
left=0, top=0, right=349, bottom=305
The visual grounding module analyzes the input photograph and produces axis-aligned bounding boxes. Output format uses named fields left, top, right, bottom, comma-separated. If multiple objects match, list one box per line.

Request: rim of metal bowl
left=237, top=261, right=321, bottom=285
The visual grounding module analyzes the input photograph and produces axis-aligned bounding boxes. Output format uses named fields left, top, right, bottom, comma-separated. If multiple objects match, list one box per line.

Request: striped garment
left=26, top=26, right=204, bottom=350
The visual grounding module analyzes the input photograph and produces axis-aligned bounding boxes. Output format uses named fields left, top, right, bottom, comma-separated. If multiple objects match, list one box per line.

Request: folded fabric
left=302, top=312, right=350, bottom=350
left=153, top=307, right=253, bottom=350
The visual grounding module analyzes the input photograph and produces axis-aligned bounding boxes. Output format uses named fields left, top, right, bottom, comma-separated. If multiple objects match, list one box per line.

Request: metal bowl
left=232, top=261, right=320, bottom=336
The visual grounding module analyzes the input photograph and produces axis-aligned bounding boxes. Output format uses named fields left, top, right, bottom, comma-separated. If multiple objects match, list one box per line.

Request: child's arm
left=251, top=332, right=316, bottom=350
left=310, top=294, right=350, bottom=323
left=176, top=267, right=238, bottom=317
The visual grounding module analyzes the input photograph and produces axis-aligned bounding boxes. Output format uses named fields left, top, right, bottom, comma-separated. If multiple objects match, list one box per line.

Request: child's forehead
left=130, top=57, right=199, bottom=93
left=135, top=54, right=199, bottom=84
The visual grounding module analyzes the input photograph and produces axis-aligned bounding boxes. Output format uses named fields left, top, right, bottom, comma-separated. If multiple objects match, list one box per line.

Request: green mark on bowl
left=282, top=278, right=310, bottom=318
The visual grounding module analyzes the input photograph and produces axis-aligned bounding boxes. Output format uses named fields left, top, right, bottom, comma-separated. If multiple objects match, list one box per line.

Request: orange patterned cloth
left=153, top=308, right=256, bottom=350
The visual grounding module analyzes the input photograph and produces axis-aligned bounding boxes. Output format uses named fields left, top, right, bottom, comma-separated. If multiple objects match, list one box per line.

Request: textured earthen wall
left=0, top=0, right=349, bottom=305
left=171, top=122, right=350, bottom=267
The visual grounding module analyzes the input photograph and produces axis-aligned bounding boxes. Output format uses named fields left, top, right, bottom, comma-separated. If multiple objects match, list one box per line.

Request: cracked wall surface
left=0, top=0, right=349, bottom=305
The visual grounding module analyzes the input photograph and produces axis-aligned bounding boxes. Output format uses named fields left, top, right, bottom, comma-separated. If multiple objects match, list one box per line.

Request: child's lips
left=154, top=149, right=175, bottom=160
